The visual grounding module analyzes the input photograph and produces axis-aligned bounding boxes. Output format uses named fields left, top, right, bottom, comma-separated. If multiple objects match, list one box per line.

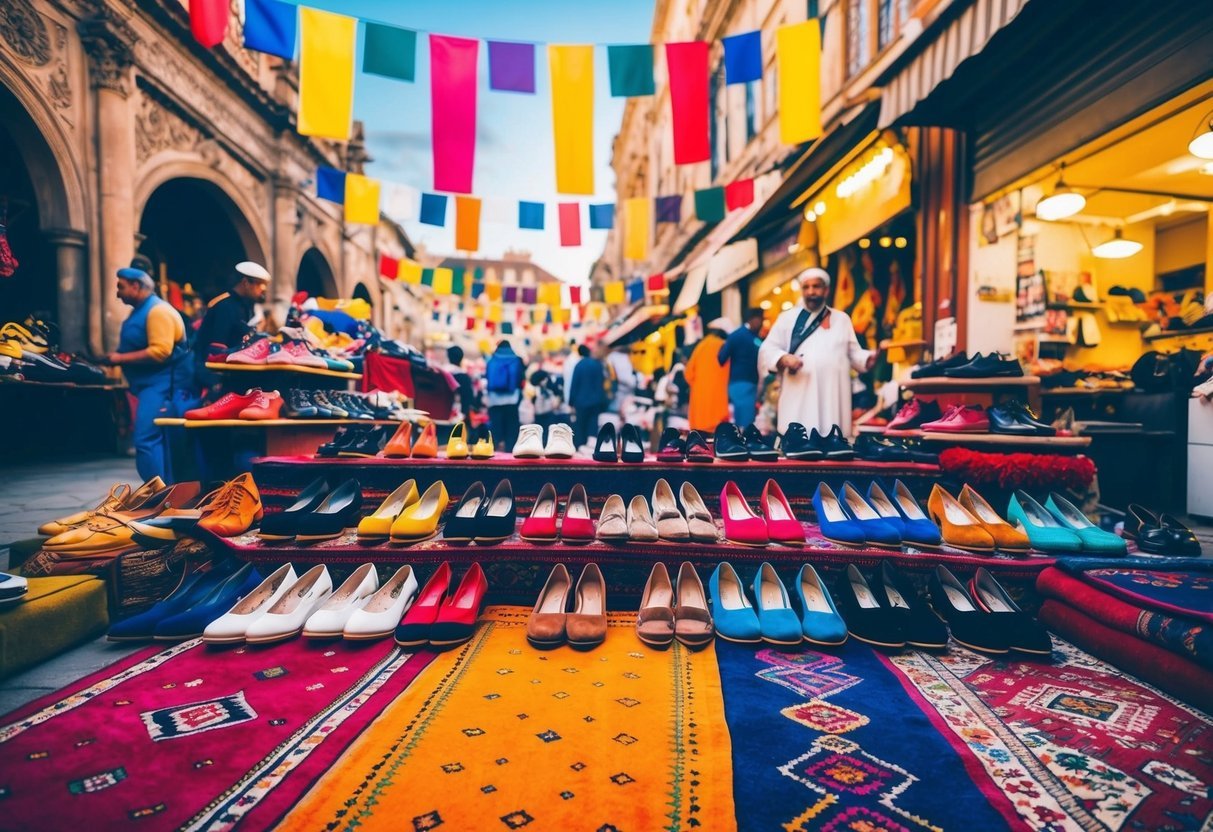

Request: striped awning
left=878, top=0, right=1032, bottom=128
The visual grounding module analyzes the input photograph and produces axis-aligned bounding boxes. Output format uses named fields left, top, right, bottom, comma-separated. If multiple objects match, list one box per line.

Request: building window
left=878, top=0, right=910, bottom=49
left=709, top=63, right=722, bottom=181
left=847, top=0, right=872, bottom=77
left=745, top=81, right=757, bottom=142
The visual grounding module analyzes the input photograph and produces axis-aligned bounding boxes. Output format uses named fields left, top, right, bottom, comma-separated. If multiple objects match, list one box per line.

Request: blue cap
left=117, top=267, right=153, bottom=286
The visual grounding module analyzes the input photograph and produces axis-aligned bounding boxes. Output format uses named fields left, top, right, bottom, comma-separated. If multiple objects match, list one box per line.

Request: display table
left=154, top=418, right=399, bottom=457
left=0, top=378, right=130, bottom=460
left=902, top=374, right=1042, bottom=411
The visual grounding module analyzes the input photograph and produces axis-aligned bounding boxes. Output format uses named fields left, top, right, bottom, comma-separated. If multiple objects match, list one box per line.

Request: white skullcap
left=798, top=267, right=831, bottom=288
left=707, top=317, right=736, bottom=333
left=236, top=261, right=271, bottom=281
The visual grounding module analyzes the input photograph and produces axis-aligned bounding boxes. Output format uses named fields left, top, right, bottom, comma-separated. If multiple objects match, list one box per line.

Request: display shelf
left=0, top=377, right=125, bottom=390
left=1046, top=301, right=1104, bottom=310
left=1041, top=386, right=1130, bottom=396
left=918, top=431, right=1090, bottom=448
left=901, top=375, right=1039, bottom=392
left=1144, top=326, right=1213, bottom=343
left=155, top=417, right=399, bottom=429
left=204, top=362, right=361, bottom=380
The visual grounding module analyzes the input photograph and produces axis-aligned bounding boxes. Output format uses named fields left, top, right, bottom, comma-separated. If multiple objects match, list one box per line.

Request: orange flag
left=455, top=196, right=481, bottom=252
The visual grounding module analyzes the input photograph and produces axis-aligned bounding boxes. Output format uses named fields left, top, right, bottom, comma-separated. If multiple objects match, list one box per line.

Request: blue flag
left=588, top=203, right=615, bottom=229
left=518, top=201, right=545, bottom=230
left=626, top=278, right=645, bottom=303
left=244, top=0, right=297, bottom=59
left=316, top=167, right=346, bottom=203
left=420, top=193, right=448, bottom=226
left=722, top=31, right=763, bottom=85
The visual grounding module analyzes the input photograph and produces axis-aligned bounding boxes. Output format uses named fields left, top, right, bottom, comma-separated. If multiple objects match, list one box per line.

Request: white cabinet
left=1189, top=398, right=1213, bottom=517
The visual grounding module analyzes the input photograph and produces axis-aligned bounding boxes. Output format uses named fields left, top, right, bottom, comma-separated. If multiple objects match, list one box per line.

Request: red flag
left=725, top=178, right=755, bottom=210
left=665, top=42, right=710, bottom=164
left=430, top=35, right=479, bottom=193
left=568, top=286, right=582, bottom=304
left=558, top=203, right=582, bottom=247
left=647, top=273, right=667, bottom=291
left=378, top=253, right=398, bottom=279
left=465, top=316, right=475, bottom=331
left=190, top=0, right=229, bottom=48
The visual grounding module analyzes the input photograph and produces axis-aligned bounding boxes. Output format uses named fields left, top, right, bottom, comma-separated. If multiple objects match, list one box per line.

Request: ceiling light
left=1200, top=162, right=1213, bottom=176
left=814, top=201, right=827, bottom=215
left=1035, top=163, right=1086, bottom=221
left=805, top=210, right=817, bottom=222
left=894, top=237, right=907, bottom=248
left=1092, top=228, right=1142, bottom=259
left=1189, top=113, right=1213, bottom=159
left=858, top=238, right=871, bottom=249
left=781, top=301, right=793, bottom=311
left=760, top=300, right=772, bottom=310
left=878, top=236, right=892, bottom=248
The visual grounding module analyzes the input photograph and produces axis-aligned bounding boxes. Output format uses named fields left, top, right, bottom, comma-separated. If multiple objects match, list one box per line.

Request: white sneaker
left=544, top=423, right=576, bottom=459
left=302, top=563, right=379, bottom=638
left=244, top=565, right=333, bottom=644
left=344, top=565, right=419, bottom=640
left=203, top=564, right=297, bottom=644
left=513, top=424, right=545, bottom=458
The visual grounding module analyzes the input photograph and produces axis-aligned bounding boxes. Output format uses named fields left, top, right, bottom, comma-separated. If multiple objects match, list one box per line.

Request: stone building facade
left=0, top=0, right=418, bottom=353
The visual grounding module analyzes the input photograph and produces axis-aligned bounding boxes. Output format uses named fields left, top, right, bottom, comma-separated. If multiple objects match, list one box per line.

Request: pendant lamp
left=1035, top=163, right=1085, bottom=221
left=1091, top=228, right=1142, bottom=260
left=1189, top=112, right=1213, bottom=159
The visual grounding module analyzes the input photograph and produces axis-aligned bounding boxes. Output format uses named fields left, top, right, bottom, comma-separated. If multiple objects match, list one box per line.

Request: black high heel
left=620, top=423, right=646, bottom=463
left=592, top=422, right=618, bottom=462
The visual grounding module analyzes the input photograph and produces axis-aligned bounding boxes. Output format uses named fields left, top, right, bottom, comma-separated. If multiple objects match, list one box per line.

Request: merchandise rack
left=204, top=362, right=361, bottom=381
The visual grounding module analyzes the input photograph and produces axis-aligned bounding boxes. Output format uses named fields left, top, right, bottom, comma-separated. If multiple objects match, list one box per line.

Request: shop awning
left=672, top=264, right=707, bottom=315
left=877, top=0, right=1033, bottom=129
left=601, top=303, right=669, bottom=346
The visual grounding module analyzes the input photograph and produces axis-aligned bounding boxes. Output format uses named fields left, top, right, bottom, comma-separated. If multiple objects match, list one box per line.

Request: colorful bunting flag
left=378, top=254, right=398, bottom=278
left=420, top=268, right=434, bottom=287
left=419, top=193, right=447, bottom=226
left=190, top=0, right=229, bottom=48
left=298, top=8, right=356, bottom=140
left=433, top=268, right=454, bottom=295
left=588, top=203, right=615, bottom=229
left=776, top=21, right=822, bottom=145
left=694, top=187, right=726, bottom=223
left=488, top=41, right=536, bottom=93
left=430, top=34, right=479, bottom=193
left=472, top=280, right=486, bottom=298
left=316, top=167, right=346, bottom=203
left=538, top=283, right=562, bottom=306
left=626, top=278, right=645, bottom=303
left=665, top=41, right=710, bottom=164
left=647, top=273, right=667, bottom=292
left=656, top=195, right=682, bottom=223
left=400, top=260, right=422, bottom=284
left=455, top=195, right=481, bottom=251
left=452, top=268, right=466, bottom=296
left=243, top=0, right=296, bottom=58
left=504, top=286, right=518, bottom=303
left=549, top=45, right=595, bottom=195
left=725, top=178, right=755, bottom=210
left=344, top=173, right=380, bottom=224
left=604, top=281, right=625, bottom=305
left=501, top=322, right=514, bottom=335
left=569, top=286, right=583, bottom=304
left=486, top=282, right=502, bottom=302
left=558, top=203, right=581, bottom=247
left=607, top=44, right=655, bottom=97
left=363, top=22, right=417, bottom=82
left=522, top=286, right=538, bottom=305
left=624, top=197, right=651, bottom=260
left=519, top=201, right=545, bottom=230
left=722, top=31, right=763, bottom=84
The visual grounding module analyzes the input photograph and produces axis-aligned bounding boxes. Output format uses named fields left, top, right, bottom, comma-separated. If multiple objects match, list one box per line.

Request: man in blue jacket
left=568, top=343, right=608, bottom=451
left=717, top=308, right=764, bottom=428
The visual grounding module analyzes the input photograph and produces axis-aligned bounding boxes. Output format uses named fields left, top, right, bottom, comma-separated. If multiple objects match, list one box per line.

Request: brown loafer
left=527, top=563, right=571, bottom=648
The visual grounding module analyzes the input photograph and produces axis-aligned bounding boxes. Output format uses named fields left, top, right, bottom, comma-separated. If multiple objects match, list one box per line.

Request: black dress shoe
left=967, top=568, right=1052, bottom=656
left=316, top=425, right=371, bottom=457
left=1007, top=401, right=1056, bottom=436
left=854, top=434, right=912, bottom=462
left=442, top=481, right=486, bottom=544
left=821, top=425, right=854, bottom=459
left=684, top=430, right=714, bottom=463
left=833, top=564, right=906, bottom=648
left=944, top=353, right=1024, bottom=379
left=782, top=422, right=823, bottom=460
left=257, top=477, right=335, bottom=540
left=874, top=561, right=948, bottom=649
left=474, top=480, right=517, bottom=544
left=911, top=352, right=970, bottom=379
left=743, top=425, right=779, bottom=462
left=988, top=403, right=1038, bottom=435
left=1125, top=505, right=1202, bottom=556
left=927, top=566, right=1010, bottom=655
left=592, top=423, right=619, bottom=462
left=619, top=423, right=646, bottom=463
left=897, top=437, right=940, bottom=464
left=337, top=425, right=390, bottom=458
left=714, top=423, right=749, bottom=460
left=285, top=479, right=364, bottom=543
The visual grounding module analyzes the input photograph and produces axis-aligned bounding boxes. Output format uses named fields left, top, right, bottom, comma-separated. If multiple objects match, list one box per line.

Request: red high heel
left=429, top=563, right=488, bottom=648
left=760, top=479, right=805, bottom=546
left=394, top=562, right=452, bottom=647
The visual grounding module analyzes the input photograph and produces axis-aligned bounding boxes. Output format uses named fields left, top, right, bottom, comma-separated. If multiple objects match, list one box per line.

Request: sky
left=291, top=0, right=657, bottom=285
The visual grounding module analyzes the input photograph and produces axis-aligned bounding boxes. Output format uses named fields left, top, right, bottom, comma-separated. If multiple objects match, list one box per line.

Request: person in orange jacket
left=685, top=317, right=733, bottom=432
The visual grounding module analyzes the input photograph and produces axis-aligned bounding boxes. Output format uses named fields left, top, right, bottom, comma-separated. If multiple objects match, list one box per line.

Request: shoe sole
left=394, top=637, right=429, bottom=648
left=849, top=633, right=907, bottom=649
left=519, top=535, right=559, bottom=544
left=725, top=537, right=769, bottom=548
left=907, top=639, right=949, bottom=650
left=199, top=635, right=244, bottom=644
left=257, top=533, right=296, bottom=542
left=245, top=631, right=303, bottom=645
left=804, top=635, right=848, bottom=647
left=946, top=542, right=997, bottom=553
left=596, top=535, right=630, bottom=544
left=686, top=456, right=715, bottom=463
left=527, top=637, right=567, bottom=649
left=302, top=631, right=342, bottom=639
left=390, top=531, right=438, bottom=545
left=474, top=536, right=512, bottom=545
left=295, top=532, right=344, bottom=543
left=637, top=634, right=675, bottom=649
left=770, top=539, right=806, bottom=547
left=822, top=535, right=869, bottom=549
left=568, top=639, right=606, bottom=651
left=716, top=632, right=762, bottom=644
left=342, top=631, right=393, bottom=641
left=715, top=453, right=750, bottom=461
left=357, top=534, right=389, bottom=543
left=761, top=636, right=804, bottom=646
left=512, top=452, right=543, bottom=459
left=950, top=636, right=1010, bottom=655
left=561, top=537, right=593, bottom=546
left=442, top=536, right=474, bottom=544
left=750, top=454, right=779, bottom=462
left=429, top=636, right=473, bottom=648
left=674, top=636, right=714, bottom=649
left=545, top=453, right=574, bottom=460
left=784, top=453, right=825, bottom=461
left=1010, top=644, right=1054, bottom=656
left=825, top=451, right=855, bottom=458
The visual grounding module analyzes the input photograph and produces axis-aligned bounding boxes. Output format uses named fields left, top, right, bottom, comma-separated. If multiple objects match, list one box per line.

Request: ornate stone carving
left=48, top=60, right=72, bottom=111
left=78, top=7, right=136, bottom=96
left=0, top=0, right=51, bottom=67
left=135, top=93, right=201, bottom=163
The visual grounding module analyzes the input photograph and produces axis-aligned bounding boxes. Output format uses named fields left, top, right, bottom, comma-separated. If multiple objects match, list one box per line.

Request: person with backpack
left=485, top=340, right=526, bottom=451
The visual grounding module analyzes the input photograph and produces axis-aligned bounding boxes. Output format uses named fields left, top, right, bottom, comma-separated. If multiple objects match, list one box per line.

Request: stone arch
left=296, top=247, right=337, bottom=298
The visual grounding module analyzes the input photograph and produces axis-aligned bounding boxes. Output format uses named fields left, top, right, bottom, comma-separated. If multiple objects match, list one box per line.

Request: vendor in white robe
left=758, top=267, right=878, bottom=435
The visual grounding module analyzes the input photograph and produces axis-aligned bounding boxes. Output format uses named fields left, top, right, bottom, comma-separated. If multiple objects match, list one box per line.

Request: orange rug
left=280, top=606, right=735, bottom=831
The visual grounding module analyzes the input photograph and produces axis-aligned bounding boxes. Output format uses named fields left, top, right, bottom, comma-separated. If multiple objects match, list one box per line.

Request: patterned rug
left=718, top=638, right=1213, bottom=831
left=1057, top=557, right=1213, bottom=624
left=0, top=638, right=435, bottom=831
left=281, top=606, right=734, bottom=831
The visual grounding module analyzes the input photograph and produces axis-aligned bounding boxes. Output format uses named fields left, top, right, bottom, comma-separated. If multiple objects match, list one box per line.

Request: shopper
left=563, top=344, right=588, bottom=408
left=193, top=261, right=270, bottom=393
left=529, top=370, right=562, bottom=440
left=444, top=345, right=477, bottom=430
left=685, top=318, right=732, bottom=432
left=104, top=263, right=192, bottom=482
left=603, top=343, right=637, bottom=426
left=758, top=267, right=878, bottom=435
left=484, top=340, right=526, bottom=451
left=568, top=343, right=608, bottom=450
left=717, top=308, right=764, bottom=429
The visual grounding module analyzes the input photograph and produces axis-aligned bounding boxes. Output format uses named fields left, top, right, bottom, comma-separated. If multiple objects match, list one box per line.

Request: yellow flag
left=485, top=281, right=503, bottom=302
left=776, top=21, right=822, bottom=145
left=433, top=268, right=454, bottom=295
left=604, top=281, right=625, bottom=305
left=344, top=174, right=380, bottom=225
left=538, top=283, right=561, bottom=307
left=549, top=45, right=594, bottom=195
left=299, top=8, right=357, bottom=140
left=624, top=198, right=651, bottom=261
left=489, top=303, right=503, bottom=323
left=399, top=260, right=423, bottom=285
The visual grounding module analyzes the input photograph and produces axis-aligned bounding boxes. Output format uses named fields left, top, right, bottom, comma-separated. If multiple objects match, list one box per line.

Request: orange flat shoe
left=411, top=422, right=438, bottom=458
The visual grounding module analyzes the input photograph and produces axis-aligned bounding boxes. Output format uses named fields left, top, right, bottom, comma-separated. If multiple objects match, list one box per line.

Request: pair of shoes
left=720, top=480, right=803, bottom=546
left=136, top=562, right=265, bottom=642
left=184, top=389, right=271, bottom=421
left=713, top=424, right=780, bottom=462
left=1124, top=504, right=1202, bottom=556
left=813, top=482, right=907, bottom=549
left=654, top=428, right=712, bottom=463
left=942, top=353, right=1024, bottom=378
left=911, top=351, right=969, bottom=378
left=444, top=481, right=515, bottom=544
left=390, top=481, right=449, bottom=544
left=357, top=479, right=419, bottom=540
left=203, top=564, right=332, bottom=644
left=886, top=398, right=943, bottom=431
left=302, top=564, right=424, bottom=640
left=43, top=481, right=203, bottom=554
left=593, top=423, right=645, bottom=462
left=781, top=423, right=853, bottom=460
left=1007, top=491, right=1126, bottom=554
left=520, top=483, right=594, bottom=543
left=929, top=566, right=1052, bottom=656
left=382, top=421, right=438, bottom=458
left=597, top=494, right=658, bottom=542
left=636, top=562, right=713, bottom=648
left=513, top=423, right=576, bottom=459
left=921, top=404, right=989, bottom=432
left=710, top=562, right=846, bottom=646
left=853, top=434, right=939, bottom=464
left=129, top=473, right=263, bottom=546
left=989, top=401, right=1055, bottom=436
left=257, top=478, right=363, bottom=543
left=315, top=424, right=390, bottom=458
left=526, top=563, right=607, bottom=649
left=39, top=476, right=166, bottom=536
left=833, top=562, right=945, bottom=649
left=928, top=485, right=1029, bottom=553
left=653, top=479, right=717, bottom=542
left=395, top=562, right=488, bottom=648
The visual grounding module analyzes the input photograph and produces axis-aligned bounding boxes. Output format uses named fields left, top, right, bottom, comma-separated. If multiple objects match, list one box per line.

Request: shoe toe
left=802, top=611, right=847, bottom=644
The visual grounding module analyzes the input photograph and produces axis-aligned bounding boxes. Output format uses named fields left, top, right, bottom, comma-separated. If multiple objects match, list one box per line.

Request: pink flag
left=559, top=203, right=582, bottom=247
left=430, top=34, right=478, bottom=194
left=665, top=42, right=710, bottom=164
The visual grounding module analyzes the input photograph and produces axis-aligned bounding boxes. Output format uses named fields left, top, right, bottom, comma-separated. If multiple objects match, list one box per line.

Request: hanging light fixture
left=1092, top=228, right=1143, bottom=259
left=1035, top=163, right=1086, bottom=221
left=1188, top=110, right=1213, bottom=159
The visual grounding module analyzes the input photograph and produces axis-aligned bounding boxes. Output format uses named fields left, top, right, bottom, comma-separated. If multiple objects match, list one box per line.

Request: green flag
left=694, top=187, right=726, bottom=223
left=363, top=21, right=416, bottom=82
left=607, top=44, right=655, bottom=97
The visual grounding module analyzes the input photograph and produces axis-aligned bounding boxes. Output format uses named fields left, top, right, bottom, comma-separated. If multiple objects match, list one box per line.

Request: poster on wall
left=1015, top=233, right=1046, bottom=325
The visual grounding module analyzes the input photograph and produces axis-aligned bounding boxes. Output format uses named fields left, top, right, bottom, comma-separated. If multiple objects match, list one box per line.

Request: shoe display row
left=911, top=351, right=1024, bottom=379
left=215, top=329, right=356, bottom=373
left=512, top=423, right=576, bottom=459
left=258, top=478, right=364, bottom=543
left=718, top=423, right=855, bottom=462
left=599, top=480, right=719, bottom=543
left=886, top=398, right=1055, bottom=437
left=0, top=318, right=111, bottom=385
left=813, top=481, right=942, bottom=549
left=187, top=388, right=398, bottom=422
left=41, top=481, right=203, bottom=555
left=592, top=422, right=647, bottom=462
left=852, top=434, right=939, bottom=464
left=654, top=428, right=714, bottom=463
left=129, top=473, right=264, bottom=545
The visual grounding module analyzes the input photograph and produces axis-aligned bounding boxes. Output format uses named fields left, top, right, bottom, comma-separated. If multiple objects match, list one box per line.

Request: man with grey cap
left=758, top=267, right=877, bottom=435
left=106, top=258, right=192, bottom=481
left=194, top=261, right=270, bottom=387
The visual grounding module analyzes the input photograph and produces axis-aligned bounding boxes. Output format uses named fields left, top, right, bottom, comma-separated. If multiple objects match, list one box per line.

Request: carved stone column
left=43, top=228, right=89, bottom=354
left=79, top=8, right=136, bottom=350
left=271, top=175, right=300, bottom=325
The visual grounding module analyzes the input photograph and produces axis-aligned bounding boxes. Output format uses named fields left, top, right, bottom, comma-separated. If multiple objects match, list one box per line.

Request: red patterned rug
left=0, top=638, right=434, bottom=830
